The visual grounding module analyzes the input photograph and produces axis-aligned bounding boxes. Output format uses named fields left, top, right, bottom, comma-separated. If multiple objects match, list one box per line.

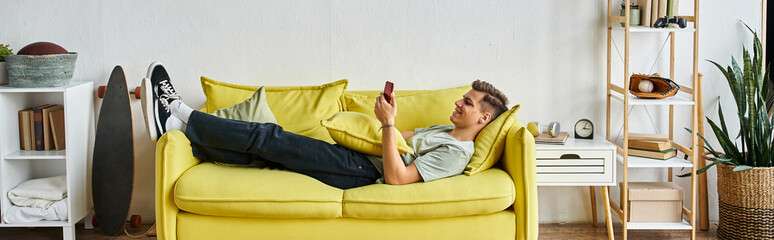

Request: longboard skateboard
left=92, top=66, right=136, bottom=236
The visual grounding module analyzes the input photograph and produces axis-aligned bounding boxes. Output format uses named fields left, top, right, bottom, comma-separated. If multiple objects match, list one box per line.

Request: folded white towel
left=2, top=197, right=68, bottom=224
left=8, top=175, right=67, bottom=209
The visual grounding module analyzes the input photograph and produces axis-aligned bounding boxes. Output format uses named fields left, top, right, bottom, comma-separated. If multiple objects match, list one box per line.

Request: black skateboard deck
left=92, top=66, right=134, bottom=236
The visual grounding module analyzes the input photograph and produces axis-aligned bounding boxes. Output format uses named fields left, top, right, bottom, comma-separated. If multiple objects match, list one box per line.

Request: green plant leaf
left=707, top=117, right=742, bottom=163
left=716, top=102, right=730, bottom=137
left=756, top=104, right=772, bottom=166
left=732, top=57, right=750, bottom=118
left=743, top=21, right=766, bottom=96
left=677, top=159, right=726, bottom=177
left=765, top=64, right=773, bottom=113
left=764, top=65, right=772, bottom=113
left=708, top=60, right=742, bottom=104
left=686, top=127, right=721, bottom=157
left=743, top=49, right=759, bottom=161
left=733, top=165, right=753, bottom=171
left=712, top=157, right=733, bottom=162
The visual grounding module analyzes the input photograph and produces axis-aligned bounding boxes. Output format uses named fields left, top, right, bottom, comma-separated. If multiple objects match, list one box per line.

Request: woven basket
left=629, top=73, right=680, bottom=99
left=5, top=53, right=77, bottom=88
left=717, top=164, right=774, bottom=239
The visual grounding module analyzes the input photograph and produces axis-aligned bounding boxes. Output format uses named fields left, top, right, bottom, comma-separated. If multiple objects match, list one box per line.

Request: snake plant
left=680, top=22, right=773, bottom=176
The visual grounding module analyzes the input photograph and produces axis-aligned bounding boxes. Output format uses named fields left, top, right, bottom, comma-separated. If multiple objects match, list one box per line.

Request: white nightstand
left=536, top=137, right=616, bottom=240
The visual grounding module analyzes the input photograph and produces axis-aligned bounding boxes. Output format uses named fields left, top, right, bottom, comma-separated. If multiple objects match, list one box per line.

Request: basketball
left=17, top=42, right=68, bottom=55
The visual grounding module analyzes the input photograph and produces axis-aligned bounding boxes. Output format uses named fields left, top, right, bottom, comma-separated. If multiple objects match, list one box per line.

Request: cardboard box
left=625, top=182, right=684, bottom=222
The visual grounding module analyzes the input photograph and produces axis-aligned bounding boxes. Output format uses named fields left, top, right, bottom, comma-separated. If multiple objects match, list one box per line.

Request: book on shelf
left=628, top=147, right=677, bottom=160
left=667, top=0, right=679, bottom=17
left=658, top=0, right=668, bottom=21
left=628, top=139, right=672, bottom=151
left=32, top=104, right=52, bottom=151
left=535, top=132, right=568, bottom=145
left=628, top=133, right=669, bottom=141
left=18, top=108, right=33, bottom=150
left=650, top=0, right=660, bottom=26
left=42, top=105, right=63, bottom=150
left=667, top=0, right=680, bottom=27
left=28, top=108, right=36, bottom=150
left=49, top=109, right=66, bottom=150
left=641, top=0, right=652, bottom=27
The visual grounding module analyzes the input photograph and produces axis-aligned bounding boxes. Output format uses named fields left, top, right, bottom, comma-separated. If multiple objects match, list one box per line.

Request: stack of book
left=535, top=132, right=569, bottom=145
left=628, top=134, right=676, bottom=160
left=18, top=104, right=66, bottom=151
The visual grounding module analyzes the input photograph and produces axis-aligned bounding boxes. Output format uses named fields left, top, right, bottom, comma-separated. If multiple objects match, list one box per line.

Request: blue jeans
left=185, top=111, right=381, bottom=189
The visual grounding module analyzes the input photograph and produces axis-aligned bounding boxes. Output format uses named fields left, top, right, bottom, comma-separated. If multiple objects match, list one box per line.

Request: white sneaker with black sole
left=141, top=62, right=181, bottom=141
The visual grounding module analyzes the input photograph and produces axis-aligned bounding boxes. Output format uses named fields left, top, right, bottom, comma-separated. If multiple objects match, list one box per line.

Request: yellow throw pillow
left=344, top=86, right=470, bottom=132
left=201, top=77, right=348, bottom=144
left=464, top=105, right=521, bottom=175
left=321, top=112, right=414, bottom=156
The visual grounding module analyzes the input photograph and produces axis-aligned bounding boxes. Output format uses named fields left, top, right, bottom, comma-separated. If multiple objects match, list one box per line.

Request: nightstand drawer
left=536, top=149, right=614, bottom=186
left=537, top=150, right=610, bottom=159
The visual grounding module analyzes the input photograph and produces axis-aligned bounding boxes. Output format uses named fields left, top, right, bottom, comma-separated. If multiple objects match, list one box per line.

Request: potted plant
left=681, top=23, right=774, bottom=239
left=0, top=44, right=12, bottom=85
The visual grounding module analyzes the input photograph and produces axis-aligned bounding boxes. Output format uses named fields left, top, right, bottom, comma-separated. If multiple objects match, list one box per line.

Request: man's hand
left=374, top=92, right=397, bottom=125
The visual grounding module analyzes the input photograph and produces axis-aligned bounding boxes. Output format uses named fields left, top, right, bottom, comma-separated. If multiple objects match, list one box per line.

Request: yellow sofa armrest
left=155, top=130, right=200, bottom=240
left=500, top=126, right=538, bottom=240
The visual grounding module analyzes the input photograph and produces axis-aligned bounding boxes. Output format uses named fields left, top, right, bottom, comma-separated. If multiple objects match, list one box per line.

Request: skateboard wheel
left=97, top=86, right=107, bottom=99
left=92, top=214, right=99, bottom=228
left=130, top=214, right=142, bottom=228
left=133, top=87, right=142, bottom=99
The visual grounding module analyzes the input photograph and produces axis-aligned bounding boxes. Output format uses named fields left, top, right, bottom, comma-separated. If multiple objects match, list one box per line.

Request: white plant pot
left=0, top=62, right=7, bottom=85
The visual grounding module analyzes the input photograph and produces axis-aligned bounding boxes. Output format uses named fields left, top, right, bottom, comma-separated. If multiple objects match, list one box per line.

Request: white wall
left=1, top=0, right=764, bottom=224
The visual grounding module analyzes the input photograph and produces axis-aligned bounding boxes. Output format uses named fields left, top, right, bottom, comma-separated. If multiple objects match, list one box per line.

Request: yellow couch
left=155, top=78, right=538, bottom=239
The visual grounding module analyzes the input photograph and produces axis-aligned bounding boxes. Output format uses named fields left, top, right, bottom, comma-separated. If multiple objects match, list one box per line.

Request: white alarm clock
left=574, top=119, right=594, bottom=139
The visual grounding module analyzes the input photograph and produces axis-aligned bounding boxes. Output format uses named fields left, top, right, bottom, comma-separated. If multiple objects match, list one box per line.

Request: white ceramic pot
left=0, top=62, right=7, bottom=85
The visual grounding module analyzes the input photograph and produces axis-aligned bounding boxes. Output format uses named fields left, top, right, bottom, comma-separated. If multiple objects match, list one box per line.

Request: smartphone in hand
left=383, top=81, right=394, bottom=103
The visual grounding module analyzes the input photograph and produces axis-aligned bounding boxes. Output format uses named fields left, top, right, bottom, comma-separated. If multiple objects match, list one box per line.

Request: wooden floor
left=539, top=223, right=720, bottom=240
left=0, top=223, right=720, bottom=239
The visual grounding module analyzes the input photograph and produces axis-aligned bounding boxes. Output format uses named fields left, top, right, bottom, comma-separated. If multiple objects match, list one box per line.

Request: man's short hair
left=472, top=80, right=509, bottom=121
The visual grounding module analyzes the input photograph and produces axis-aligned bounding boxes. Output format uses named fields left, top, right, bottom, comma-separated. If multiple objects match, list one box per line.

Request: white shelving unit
left=0, top=81, right=94, bottom=240
left=611, top=26, right=696, bottom=33
left=627, top=220, right=693, bottom=230
left=606, top=0, right=703, bottom=239
left=610, top=91, right=695, bottom=106
left=616, top=155, right=694, bottom=168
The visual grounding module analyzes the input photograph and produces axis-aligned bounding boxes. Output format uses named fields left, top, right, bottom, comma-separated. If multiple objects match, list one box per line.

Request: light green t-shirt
left=366, top=125, right=474, bottom=183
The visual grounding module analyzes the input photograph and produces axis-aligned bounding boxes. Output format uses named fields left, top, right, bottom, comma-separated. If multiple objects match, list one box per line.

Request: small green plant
left=680, top=22, right=773, bottom=177
left=0, top=44, right=13, bottom=62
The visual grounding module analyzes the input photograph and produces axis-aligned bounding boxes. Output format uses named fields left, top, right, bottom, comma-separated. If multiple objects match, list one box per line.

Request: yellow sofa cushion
left=175, top=163, right=343, bottom=218
left=321, top=111, right=414, bottom=156
left=343, top=86, right=470, bottom=132
left=201, top=77, right=348, bottom=144
left=342, top=168, right=514, bottom=219
left=465, top=105, right=520, bottom=175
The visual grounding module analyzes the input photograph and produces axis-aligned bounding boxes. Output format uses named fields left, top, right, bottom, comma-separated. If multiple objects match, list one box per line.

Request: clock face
left=574, top=119, right=593, bottom=139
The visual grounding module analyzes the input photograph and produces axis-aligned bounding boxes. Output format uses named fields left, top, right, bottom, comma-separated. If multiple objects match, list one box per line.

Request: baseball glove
left=629, top=73, right=680, bottom=99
